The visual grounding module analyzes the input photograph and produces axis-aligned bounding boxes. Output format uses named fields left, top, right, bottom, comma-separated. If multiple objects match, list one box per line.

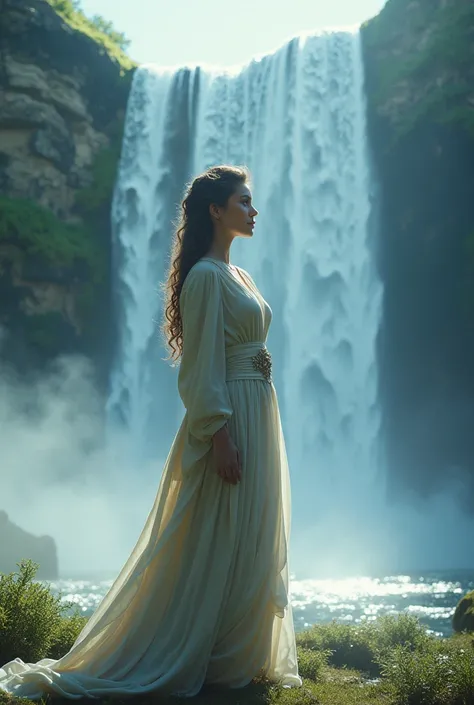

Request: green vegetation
left=46, top=0, right=135, bottom=72
left=76, top=144, right=121, bottom=215
left=0, top=196, right=104, bottom=285
left=75, top=117, right=124, bottom=218
left=362, top=3, right=474, bottom=141
left=1, top=562, right=474, bottom=705
left=297, top=614, right=432, bottom=678
left=0, top=196, right=108, bottom=354
left=0, top=560, right=87, bottom=666
left=378, top=638, right=474, bottom=705
left=73, top=118, right=124, bottom=343
left=73, top=116, right=125, bottom=336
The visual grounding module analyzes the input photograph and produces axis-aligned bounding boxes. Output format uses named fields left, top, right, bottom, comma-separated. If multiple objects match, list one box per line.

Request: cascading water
left=108, top=30, right=386, bottom=574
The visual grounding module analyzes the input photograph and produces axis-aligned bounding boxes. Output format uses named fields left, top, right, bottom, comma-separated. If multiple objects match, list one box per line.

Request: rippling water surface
left=48, top=570, right=473, bottom=638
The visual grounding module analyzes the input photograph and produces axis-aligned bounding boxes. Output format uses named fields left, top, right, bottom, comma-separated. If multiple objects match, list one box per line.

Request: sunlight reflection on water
left=47, top=571, right=473, bottom=638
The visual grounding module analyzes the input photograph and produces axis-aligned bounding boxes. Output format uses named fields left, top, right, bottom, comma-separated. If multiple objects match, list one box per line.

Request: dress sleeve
left=178, top=265, right=233, bottom=446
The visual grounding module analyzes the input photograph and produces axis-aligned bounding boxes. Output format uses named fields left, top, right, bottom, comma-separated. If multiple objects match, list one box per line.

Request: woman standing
left=0, top=165, right=302, bottom=699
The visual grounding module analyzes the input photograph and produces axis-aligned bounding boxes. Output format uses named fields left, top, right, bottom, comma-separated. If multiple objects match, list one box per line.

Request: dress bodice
left=198, top=257, right=272, bottom=346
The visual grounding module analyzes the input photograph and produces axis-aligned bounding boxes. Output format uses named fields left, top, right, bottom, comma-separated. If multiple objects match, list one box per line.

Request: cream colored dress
left=0, top=257, right=302, bottom=699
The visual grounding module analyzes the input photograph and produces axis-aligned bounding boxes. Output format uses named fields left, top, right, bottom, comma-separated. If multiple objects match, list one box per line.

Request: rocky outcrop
left=452, top=590, right=474, bottom=633
left=0, top=510, right=58, bottom=579
left=361, top=0, right=474, bottom=506
left=0, top=0, right=135, bottom=377
left=362, top=0, right=474, bottom=140
left=0, top=0, right=130, bottom=216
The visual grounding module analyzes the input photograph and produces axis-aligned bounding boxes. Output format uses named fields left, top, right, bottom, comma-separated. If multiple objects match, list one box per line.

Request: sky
left=79, top=0, right=387, bottom=68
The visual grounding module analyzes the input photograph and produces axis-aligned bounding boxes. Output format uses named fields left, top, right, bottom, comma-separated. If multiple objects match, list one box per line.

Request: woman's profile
left=0, top=165, right=302, bottom=698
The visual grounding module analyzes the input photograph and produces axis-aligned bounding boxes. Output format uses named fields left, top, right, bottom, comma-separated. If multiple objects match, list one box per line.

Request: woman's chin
left=233, top=225, right=255, bottom=238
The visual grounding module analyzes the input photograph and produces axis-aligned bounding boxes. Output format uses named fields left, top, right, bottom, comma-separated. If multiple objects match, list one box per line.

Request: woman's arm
left=178, top=265, right=241, bottom=484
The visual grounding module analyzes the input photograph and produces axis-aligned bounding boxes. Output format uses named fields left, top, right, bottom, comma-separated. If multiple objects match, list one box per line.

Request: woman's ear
left=209, top=203, right=220, bottom=221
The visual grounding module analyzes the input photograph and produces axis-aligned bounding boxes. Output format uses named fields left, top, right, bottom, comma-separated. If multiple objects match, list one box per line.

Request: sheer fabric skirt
left=0, top=379, right=301, bottom=699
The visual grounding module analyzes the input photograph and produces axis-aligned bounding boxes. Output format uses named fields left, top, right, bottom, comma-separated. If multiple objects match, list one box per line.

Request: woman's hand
left=212, top=424, right=242, bottom=485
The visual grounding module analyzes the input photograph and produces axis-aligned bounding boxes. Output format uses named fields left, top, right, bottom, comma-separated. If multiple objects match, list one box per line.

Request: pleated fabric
left=0, top=257, right=302, bottom=699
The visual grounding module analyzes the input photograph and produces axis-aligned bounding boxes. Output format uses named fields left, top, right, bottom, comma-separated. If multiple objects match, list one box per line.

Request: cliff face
left=361, top=0, right=474, bottom=507
left=0, top=0, right=134, bottom=378
left=0, top=511, right=58, bottom=579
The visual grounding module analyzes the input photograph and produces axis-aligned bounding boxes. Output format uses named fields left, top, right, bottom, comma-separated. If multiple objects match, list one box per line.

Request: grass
left=1, top=562, right=474, bottom=705
left=0, top=671, right=393, bottom=705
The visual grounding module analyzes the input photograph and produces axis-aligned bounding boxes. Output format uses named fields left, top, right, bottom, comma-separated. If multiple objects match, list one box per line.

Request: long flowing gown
left=0, top=256, right=302, bottom=699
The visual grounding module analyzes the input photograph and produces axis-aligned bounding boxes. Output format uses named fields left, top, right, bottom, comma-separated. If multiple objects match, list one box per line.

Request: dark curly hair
left=161, top=164, right=250, bottom=362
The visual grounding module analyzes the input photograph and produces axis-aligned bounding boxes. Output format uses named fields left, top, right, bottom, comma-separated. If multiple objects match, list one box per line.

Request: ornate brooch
left=251, top=347, right=272, bottom=383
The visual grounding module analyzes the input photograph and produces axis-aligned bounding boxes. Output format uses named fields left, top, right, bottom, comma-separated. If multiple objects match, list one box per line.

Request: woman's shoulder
left=181, top=258, right=222, bottom=295
left=191, top=258, right=220, bottom=274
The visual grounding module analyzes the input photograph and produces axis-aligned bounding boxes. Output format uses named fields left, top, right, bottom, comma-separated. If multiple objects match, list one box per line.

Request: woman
left=0, top=165, right=302, bottom=699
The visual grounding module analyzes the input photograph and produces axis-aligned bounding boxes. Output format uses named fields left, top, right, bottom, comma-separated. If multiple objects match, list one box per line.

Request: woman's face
left=212, top=183, right=259, bottom=238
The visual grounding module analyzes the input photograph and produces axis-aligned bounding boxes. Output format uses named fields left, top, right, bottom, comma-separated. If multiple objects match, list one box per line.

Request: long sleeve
left=178, top=265, right=233, bottom=459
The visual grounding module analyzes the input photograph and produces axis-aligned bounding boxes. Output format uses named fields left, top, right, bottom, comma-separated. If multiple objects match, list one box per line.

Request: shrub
left=378, top=638, right=474, bottom=705
left=48, top=612, right=89, bottom=660
left=296, top=647, right=329, bottom=681
left=0, top=560, right=72, bottom=664
left=296, top=620, right=378, bottom=676
left=372, top=613, right=432, bottom=654
left=297, top=613, right=432, bottom=679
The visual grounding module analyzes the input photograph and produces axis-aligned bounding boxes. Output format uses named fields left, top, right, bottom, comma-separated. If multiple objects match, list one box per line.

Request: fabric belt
left=225, top=342, right=273, bottom=383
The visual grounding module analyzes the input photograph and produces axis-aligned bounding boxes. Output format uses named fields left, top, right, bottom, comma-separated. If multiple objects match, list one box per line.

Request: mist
left=1, top=350, right=474, bottom=580
left=0, top=354, right=163, bottom=578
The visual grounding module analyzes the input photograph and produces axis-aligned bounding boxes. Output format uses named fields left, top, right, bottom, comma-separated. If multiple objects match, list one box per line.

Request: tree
left=48, top=1, right=131, bottom=54
left=91, top=14, right=131, bottom=52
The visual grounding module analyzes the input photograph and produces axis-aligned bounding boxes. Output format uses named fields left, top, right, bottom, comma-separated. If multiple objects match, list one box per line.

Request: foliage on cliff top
left=362, top=1, right=474, bottom=140
left=0, top=196, right=104, bottom=283
left=46, top=0, right=136, bottom=72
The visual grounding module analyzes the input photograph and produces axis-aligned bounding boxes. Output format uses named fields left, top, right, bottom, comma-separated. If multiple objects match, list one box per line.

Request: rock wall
left=0, top=511, right=58, bottom=579
left=0, top=0, right=134, bottom=377
left=362, top=0, right=474, bottom=507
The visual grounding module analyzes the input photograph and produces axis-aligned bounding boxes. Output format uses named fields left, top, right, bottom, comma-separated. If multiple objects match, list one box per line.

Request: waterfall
left=108, top=30, right=384, bottom=574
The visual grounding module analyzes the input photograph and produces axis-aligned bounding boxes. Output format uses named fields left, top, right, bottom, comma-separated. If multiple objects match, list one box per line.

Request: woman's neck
left=204, top=249, right=231, bottom=265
